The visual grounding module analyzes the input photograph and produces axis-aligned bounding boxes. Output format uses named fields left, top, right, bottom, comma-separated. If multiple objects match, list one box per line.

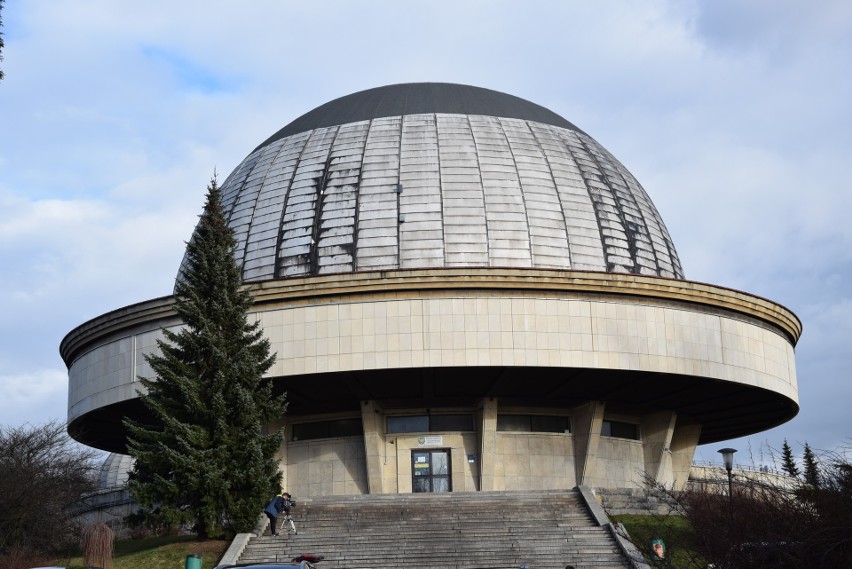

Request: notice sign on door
left=417, top=436, right=443, bottom=447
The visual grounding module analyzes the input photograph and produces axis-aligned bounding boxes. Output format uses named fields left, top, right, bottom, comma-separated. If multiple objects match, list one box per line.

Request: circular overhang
left=62, top=269, right=800, bottom=454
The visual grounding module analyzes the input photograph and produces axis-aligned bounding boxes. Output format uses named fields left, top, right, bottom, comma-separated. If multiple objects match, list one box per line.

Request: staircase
left=236, top=489, right=631, bottom=568
left=594, top=487, right=680, bottom=517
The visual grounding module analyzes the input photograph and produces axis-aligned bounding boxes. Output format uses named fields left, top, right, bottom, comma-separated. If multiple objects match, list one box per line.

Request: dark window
left=430, top=414, right=474, bottom=432
left=601, top=420, right=639, bottom=440
left=531, top=415, right=570, bottom=433
left=497, top=414, right=570, bottom=433
left=496, top=415, right=529, bottom=431
left=387, top=414, right=474, bottom=434
left=387, top=415, right=429, bottom=433
left=292, top=418, right=363, bottom=441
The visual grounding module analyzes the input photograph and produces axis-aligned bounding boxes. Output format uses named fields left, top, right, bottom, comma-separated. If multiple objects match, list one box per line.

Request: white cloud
left=0, top=368, right=69, bottom=428
left=1, top=0, right=850, bottom=456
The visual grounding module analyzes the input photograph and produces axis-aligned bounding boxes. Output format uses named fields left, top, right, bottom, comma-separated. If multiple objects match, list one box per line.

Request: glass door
left=411, top=449, right=451, bottom=492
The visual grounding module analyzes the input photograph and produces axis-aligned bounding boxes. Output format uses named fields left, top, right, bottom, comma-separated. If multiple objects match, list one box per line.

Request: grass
left=613, top=513, right=706, bottom=568
left=52, top=534, right=229, bottom=569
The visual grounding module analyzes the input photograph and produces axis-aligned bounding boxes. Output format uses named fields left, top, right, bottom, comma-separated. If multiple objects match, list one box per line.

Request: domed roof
left=97, top=453, right=134, bottom=490
left=183, top=83, right=683, bottom=282
left=255, top=83, right=584, bottom=150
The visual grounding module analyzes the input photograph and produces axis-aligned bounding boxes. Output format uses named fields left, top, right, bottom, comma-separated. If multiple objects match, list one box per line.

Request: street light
left=718, top=447, right=737, bottom=534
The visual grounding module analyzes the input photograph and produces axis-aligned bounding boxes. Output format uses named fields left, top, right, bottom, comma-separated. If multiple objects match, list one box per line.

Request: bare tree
left=0, top=421, right=99, bottom=558
left=632, top=445, right=852, bottom=569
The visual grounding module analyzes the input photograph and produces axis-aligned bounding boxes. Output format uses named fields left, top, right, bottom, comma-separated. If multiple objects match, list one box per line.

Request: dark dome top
left=255, top=83, right=582, bottom=151
left=181, top=83, right=683, bottom=284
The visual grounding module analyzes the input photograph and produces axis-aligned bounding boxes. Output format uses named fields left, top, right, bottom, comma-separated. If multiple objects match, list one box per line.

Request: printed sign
left=417, top=436, right=443, bottom=446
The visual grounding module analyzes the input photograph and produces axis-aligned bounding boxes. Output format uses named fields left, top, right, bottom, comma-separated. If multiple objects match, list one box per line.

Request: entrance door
left=411, top=449, right=451, bottom=492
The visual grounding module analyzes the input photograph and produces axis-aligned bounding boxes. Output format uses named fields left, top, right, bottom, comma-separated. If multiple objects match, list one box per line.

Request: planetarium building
left=61, top=83, right=800, bottom=496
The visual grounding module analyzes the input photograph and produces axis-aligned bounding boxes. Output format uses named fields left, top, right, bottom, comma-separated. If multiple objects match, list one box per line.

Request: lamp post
left=718, top=447, right=737, bottom=535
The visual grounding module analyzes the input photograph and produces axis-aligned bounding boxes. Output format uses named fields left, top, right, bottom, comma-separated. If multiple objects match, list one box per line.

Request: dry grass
left=81, top=523, right=114, bottom=569
left=55, top=534, right=228, bottom=569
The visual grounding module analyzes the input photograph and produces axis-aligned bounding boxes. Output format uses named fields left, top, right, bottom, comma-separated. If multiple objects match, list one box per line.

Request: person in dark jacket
left=264, top=492, right=293, bottom=536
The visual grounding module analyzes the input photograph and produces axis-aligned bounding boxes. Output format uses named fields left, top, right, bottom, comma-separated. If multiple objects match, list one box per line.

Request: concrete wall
left=259, top=294, right=797, bottom=403
left=279, top=424, right=690, bottom=494
left=688, top=465, right=798, bottom=492
left=386, top=433, right=480, bottom=493
left=493, top=432, right=576, bottom=490
left=594, top=437, right=646, bottom=488
left=62, top=270, right=799, bottom=493
left=69, top=488, right=138, bottom=539
left=285, top=436, right=368, bottom=497
left=66, top=275, right=799, bottom=430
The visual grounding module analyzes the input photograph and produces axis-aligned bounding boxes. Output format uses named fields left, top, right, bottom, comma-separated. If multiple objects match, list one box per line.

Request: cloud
left=694, top=0, right=852, bottom=57
left=0, top=368, right=68, bottom=428
left=139, top=46, right=240, bottom=94
left=1, top=0, right=850, bottom=459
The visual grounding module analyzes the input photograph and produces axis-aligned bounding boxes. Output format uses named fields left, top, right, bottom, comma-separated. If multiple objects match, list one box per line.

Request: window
left=430, top=414, right=474, bottom=432
left=387, top=415, right=429, bottom=433
left=291, top=418, right=363, bottom=441
left=496, top=414, right=570, bottom=433
left=412, top=450, right=451, bottom=493
left=601, top=420, right=639, bottom=440
left=387, top=414, right=474, bottom=434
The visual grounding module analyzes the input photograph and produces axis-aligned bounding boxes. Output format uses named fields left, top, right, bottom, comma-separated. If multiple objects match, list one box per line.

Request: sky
left=1, top=0, right=850, bottom=469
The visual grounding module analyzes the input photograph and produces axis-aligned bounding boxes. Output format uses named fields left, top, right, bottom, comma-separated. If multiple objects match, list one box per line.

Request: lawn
left=613, top=513, right=706, bottom=568
left=53, top=534, right=229, bottom=569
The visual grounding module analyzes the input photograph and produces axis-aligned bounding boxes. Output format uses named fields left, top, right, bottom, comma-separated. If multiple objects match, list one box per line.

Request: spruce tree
left=125, top=177, right=286, bottom=538
left=803, top=442, right=820, bottom=487
left=781, top=438, right=800, bottom=478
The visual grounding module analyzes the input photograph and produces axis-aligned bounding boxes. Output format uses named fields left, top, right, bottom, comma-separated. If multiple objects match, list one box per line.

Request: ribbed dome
left=97, top=453, right=134, bottom=490
left=181, top=83, right=683, bottom=282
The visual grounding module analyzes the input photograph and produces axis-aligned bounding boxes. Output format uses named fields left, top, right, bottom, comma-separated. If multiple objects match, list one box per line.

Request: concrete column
left=571, top=401, right=605, bottom=486
left=478, top=397, right=498, bottom=491
left=641, top=411, right=677, bottom=487
left=669, top=421, right=701, bottom=491
left=360, top=400, right=385, bottom=494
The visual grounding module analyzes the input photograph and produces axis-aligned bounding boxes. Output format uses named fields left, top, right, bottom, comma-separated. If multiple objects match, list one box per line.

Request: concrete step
left=236, top=489, right=630, bottom=568
left=594, top=487, right=679, bottom=517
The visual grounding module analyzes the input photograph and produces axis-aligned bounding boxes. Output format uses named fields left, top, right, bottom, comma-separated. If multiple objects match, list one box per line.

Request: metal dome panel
left=180, top=85, right=683, bottom=283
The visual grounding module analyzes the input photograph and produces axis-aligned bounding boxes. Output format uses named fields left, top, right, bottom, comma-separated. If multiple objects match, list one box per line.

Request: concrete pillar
left=669, top=421, right=701, bottom=491
left=478, top=397, right=498, bottom=491
left=360, top=400, right=385, bottom=494
left=641, top=411, right=677, bottom=487
left=571, top=401, right=605, bottom=486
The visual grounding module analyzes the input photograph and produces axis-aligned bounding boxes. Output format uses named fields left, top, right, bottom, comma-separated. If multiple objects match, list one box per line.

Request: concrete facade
left=61, top=84, right=800, bottom=495
left=63, top=269, right=798, bottom=494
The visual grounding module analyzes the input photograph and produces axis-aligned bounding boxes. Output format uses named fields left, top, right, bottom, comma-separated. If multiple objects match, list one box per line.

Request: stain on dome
left=179, top=83, right=683, bottom=284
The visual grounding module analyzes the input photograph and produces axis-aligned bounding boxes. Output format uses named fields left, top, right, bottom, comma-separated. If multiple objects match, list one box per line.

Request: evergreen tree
left=803, top=442, right=820, bottom=487
left=125, top=177, right=286, bottom=538
left=781, top=438, right=800, bottom=478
